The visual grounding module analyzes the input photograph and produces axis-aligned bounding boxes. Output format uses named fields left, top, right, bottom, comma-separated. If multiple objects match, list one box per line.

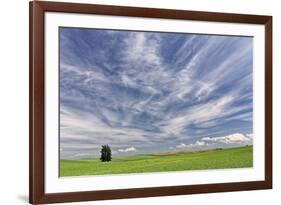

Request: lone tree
left=100, top=144, right=112, bottom=162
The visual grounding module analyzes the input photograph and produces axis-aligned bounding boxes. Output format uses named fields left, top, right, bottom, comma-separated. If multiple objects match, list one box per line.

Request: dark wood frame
left=29, top=1, right=272, bottom=204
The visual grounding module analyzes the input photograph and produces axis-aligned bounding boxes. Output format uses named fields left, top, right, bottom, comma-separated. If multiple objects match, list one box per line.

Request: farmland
left=60, top=145, right=253, bottom=177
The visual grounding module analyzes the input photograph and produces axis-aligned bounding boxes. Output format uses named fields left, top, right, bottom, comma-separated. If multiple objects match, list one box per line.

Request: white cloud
left=195, top=141, right=206, bottom=146
left=176, top=143, right=188, bottom=149
left=176, top=140, right=206, bottom=149
left=160, top=95, right=234, bottom=136
left=118, top=147, right=137, bottom=153
left=201, top=133, right=252, bottom=144
left=123, top=32, right=162, bottom=67
left=204, top=42, right=253, bottom=86
left=246, top=133, right=253, bottom=139
left=60, top=107, right=154, bottom=143
left=175, top=133, right=252, bottom=151
left=61, top=63, right=110, bottom=84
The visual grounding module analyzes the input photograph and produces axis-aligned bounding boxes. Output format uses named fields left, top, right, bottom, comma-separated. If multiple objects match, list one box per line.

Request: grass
left=60, top=145, right=253, bottom=177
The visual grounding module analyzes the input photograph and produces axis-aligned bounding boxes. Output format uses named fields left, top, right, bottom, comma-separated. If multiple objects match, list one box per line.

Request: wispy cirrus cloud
left=59, top=28, right=253, bottom=159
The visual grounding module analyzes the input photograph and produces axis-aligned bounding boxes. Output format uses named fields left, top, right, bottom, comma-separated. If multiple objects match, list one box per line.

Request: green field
left=60, top=145, right=253, bottom=177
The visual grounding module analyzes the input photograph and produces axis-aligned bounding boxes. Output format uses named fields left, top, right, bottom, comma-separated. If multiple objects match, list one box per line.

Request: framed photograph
left=29, top=1, right=272, bottom=204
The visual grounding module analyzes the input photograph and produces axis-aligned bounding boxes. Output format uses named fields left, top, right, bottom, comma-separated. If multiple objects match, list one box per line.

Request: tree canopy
left=100, top=144, right=112, bottom=162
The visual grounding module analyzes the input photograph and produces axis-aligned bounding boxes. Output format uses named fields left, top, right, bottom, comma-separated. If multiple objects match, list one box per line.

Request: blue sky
left=59, top=27, right=253, bottom=159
